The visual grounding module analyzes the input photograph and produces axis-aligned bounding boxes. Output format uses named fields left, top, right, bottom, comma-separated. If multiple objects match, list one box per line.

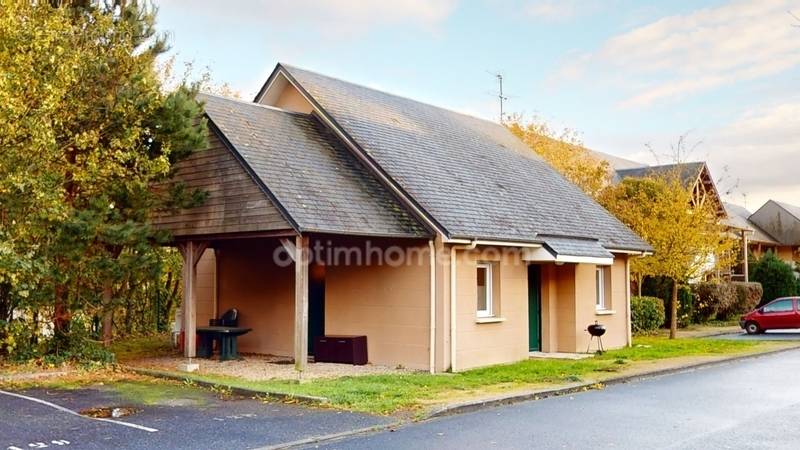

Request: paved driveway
left=314, top=348, right=800, bottom=449
left=0, top=383, right=389, bottom=450
left=715, top=329, right=800, bottom=340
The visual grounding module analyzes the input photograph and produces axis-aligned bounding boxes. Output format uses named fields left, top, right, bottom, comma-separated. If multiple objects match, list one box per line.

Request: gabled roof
left=750, top=200, right=800, bottom=246
left=265, top=64, right=650, bottom=253
left=616, top=162, right=706, bottom=187
left=200, top=93, right=428, bottom=238
left=722, top=202, right=779, bottom=245
left=588, top=149, right=647, bottom=171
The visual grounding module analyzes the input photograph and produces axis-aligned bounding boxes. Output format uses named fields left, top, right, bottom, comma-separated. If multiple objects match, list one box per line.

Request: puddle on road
left=80, top=406, right=140, bottom=418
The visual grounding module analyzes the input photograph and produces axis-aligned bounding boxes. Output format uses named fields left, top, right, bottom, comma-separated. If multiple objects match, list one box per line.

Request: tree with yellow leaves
left=599, top=169, right=738, bottom=338
left=506, top=117, right=611, bottom=199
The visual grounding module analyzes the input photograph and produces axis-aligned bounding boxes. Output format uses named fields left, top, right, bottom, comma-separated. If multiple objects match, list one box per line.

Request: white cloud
left=156, top=0, right=457, bottom=37
left=707, top=99, right=800, bottom=208
left=559, top=0, right=800, bottom=108
left=523, top=0, right=604, bottom=22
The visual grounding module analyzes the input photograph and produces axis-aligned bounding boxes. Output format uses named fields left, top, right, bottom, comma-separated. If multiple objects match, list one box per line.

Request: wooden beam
left=742, top=230, right=749, bottom=283
left=179, top=241, right=208, bottom=358
left=294, top=235, right=309, bottom=372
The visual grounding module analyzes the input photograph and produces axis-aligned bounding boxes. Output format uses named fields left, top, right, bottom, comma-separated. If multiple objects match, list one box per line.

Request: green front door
left=528, top=264, right=541, bottom=351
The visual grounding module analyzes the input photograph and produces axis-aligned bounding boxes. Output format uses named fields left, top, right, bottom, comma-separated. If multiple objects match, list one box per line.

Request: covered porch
left=177, top=233, right=313, bottom=372
left=176, top=234, right=434, bottom=374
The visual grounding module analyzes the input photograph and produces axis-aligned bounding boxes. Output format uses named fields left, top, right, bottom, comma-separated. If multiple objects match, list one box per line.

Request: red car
left=740, top=297, right=800, bottom=334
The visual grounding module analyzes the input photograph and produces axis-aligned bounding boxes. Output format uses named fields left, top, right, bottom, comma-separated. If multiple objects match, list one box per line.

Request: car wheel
left=745, top=321, right=761, bottom=335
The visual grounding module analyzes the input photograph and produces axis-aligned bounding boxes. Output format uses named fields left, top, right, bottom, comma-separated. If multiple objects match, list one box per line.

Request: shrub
left=692, top=282, right=737, bottom=322
left=642, top=276, right=693, bottom=327
left=750, top=252, right=798, bottom=306
left=724, top=282, right=763, bottom=318
left=631, top=296, right=665, bottom=334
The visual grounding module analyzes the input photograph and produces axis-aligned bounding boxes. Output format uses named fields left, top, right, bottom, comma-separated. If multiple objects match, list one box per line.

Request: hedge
left=691, top=281, right=763, bottom=322
left=631, top=296, right=665, bottom=335
left=726, top=282, right=763, bottom=318
left=692, top=282, right=737, bottom=322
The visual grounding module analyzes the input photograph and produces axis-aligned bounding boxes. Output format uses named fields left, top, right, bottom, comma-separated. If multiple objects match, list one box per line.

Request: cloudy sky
left=155, top=0, right=800, bottom=210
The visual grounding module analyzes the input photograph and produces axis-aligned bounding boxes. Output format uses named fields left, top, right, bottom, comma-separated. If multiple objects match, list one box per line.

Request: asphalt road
left=716, top=329, right=800, bottom=340
left=314, top=348, right=800, bottom=450
left=0, top=383, right=389, bottom=450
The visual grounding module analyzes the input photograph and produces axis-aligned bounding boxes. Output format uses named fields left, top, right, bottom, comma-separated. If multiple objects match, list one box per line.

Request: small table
left=196, top=326, right=252, bottom=361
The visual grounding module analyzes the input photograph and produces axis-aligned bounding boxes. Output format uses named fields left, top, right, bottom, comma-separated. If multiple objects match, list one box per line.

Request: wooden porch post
left=179, top=241, right=208, bottom=359
left=742, top=230, right=749, bottom=283
left=294, top=235, right=309, bottom=372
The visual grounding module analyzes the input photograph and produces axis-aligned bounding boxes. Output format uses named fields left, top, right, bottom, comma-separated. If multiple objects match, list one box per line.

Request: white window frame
left=596, top=267, right=606, bottom=310
left=477, top=263, right=493, bottom=318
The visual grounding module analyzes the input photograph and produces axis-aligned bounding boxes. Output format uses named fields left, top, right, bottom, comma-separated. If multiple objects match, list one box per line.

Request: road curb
left=125, top=366, right=329, bottom=405
left=424, top=344, right=800, bottom=419
left=252, top=422, right=403, bottom=450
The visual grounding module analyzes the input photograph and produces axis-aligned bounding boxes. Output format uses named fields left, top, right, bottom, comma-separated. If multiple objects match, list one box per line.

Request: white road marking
left=0, top=389, right=158, bottom=433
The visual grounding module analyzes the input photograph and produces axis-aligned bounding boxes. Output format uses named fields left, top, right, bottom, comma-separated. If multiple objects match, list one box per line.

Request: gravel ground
left=128, top=353, right=418, bottom=380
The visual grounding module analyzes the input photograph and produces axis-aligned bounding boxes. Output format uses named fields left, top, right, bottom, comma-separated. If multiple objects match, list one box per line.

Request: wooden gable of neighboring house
left=615, top=162, right=726, bottom=218
left=151, top=127, right=294, bottom=238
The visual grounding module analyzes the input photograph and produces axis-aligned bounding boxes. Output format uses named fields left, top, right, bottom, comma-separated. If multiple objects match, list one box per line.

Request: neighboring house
left=614, top=161, right=726, bottom=218
left=154, top=63, right=651, bottom=373
left=595, top=151, right=750, bottom=280
left=728, top=200, right=800, bottom=266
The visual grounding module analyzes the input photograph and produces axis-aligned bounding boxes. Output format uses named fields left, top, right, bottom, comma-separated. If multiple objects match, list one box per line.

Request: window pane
left=764, top=299, right=793, bottom=313
left=595, top=269, right=603, bottom=308
left=477, top=266, right=487, bottom=312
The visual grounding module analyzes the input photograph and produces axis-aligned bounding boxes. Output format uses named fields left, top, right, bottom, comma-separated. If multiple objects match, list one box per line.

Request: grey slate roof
left=588, top=149, right=647, bottom=171
left=200, top=93, right=428, bottom=238
left=616, top=162, right=705, bottom=187
left=540, top=236, right=613, bottom=259
left=723, top=202, right=779, bottom=244
left=278, top=64, right=651, bottom=252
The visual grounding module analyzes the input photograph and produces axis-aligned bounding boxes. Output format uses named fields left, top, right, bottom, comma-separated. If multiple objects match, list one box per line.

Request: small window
left=477, top=263, right=493, bottom=317
left=596, top=267, right=606, bottom=310
left=763, top=299, right=794, bottom=313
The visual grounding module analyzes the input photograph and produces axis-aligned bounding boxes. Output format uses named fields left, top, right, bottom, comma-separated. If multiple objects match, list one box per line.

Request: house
left=595, top=151, right=750, bottom=280
left=725, top=200, right=800, bottom=267
left=154, top=63, right=652, bottom=374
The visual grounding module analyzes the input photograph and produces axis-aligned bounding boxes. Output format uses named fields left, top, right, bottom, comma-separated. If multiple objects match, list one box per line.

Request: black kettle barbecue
left=586, top=321, right=606, bottom=353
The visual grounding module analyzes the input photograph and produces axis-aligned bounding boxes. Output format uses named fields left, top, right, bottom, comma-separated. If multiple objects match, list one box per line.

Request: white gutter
left=608, top=249, right=647, bottom=255
left=428, top=239, right=436, bottom=374
left=445, top=238, right=542, bottom=248
left=449, top=239, right=477, bottom=372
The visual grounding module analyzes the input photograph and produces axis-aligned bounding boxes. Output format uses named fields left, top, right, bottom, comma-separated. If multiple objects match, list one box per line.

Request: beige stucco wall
left=777, top=246, right=796, bottom=264
left=194, top=236, right=631, bottom=371
left=539, top=257, right=629, bottom=353
left=453, top=247, right=529, bottom=371
left=324, top=238, right=431, bottom=370
left=215, top=239, right=295, bottom=356
left=195, top=249, right=217, bottom=328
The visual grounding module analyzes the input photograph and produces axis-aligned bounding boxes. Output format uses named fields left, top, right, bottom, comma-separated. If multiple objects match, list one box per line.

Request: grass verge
left=139, top=336, right=785, bottom=415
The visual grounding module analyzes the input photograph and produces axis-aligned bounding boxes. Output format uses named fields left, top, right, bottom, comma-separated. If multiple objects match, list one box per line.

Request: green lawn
left=163, top=336, right=775, bottom=415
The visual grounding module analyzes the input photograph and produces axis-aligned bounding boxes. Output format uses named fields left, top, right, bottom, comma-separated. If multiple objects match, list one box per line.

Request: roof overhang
left=521, top=246, right=614, bottom=265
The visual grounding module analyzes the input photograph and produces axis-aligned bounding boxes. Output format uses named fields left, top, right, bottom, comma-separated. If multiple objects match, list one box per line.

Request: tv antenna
left=487, top=71, right=509, bottom=123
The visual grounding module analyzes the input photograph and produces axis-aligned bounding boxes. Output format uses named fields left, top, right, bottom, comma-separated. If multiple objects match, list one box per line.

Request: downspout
left=428, top=240, right=436, bottom=374
left=449, top=239, right=478, bottom=372
left=625, top=256, right=632, bottom=347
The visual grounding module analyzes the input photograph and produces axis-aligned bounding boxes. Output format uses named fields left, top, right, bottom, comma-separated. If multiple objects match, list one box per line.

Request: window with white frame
left=477, top=263, right=493, bottom=317
left=596, top=267, right=606, bottom=310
